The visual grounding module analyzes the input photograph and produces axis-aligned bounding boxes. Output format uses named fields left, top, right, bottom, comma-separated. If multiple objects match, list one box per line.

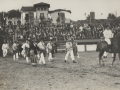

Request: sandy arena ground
left=0, top=51, right=120, bottom=90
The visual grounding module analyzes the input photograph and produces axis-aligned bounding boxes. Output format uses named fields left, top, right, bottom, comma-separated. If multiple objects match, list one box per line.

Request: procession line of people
left=2, top=37, right=80, bottom=66
left=14, top=39, right=57, bottom=66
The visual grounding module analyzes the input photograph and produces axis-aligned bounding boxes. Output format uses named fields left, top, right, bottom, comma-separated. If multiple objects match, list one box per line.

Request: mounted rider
left=103, top=26, right=113, bottom=58
left=103, top=26, right=113, bottom=51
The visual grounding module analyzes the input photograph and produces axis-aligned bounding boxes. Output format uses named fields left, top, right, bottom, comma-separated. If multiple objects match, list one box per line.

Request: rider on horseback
left=103, top=26, right=113, bottom=58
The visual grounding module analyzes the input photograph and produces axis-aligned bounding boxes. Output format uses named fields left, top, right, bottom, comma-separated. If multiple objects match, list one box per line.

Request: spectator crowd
left=3, top=20, right=120, bottom=42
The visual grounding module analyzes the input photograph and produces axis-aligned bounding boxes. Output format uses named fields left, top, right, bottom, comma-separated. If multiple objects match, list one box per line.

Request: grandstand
left=0, top=2, right=120, bottom=52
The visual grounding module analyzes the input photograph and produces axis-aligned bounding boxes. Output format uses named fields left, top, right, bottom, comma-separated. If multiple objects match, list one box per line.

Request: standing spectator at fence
left=2, top=41, right=9, bottom=57
left=12, top=41, right=19, bottom=60
left=64, top=38, right=76, bottom=63
left=79, top=25, right=83, bottom=32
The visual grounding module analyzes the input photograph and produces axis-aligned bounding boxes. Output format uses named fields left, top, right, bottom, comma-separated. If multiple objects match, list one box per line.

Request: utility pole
left=116, top=10, right=117, bottom=17
left=2, top=12, right=7, bottom=42
left=90, top=14, right=91, bottom=24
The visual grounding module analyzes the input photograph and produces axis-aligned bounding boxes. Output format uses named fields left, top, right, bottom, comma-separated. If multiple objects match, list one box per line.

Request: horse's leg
left=99, top=52, right=101, bottom=65
left=118, top=53, right=120, bottom=61
left=101, top=50, right=105, bottom=65
left=99, top=50, right=104, bottom=65
left=99, top=55, right=101, bottom=65
left=112, top=52, right=116, bottom=66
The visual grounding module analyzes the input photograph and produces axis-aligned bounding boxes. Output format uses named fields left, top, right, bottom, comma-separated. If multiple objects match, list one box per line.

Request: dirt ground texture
left=0, top=51, right=120, bottom=90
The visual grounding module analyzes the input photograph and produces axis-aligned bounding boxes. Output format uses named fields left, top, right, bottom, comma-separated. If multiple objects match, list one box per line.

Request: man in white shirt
left=25, top=40, right=30, bottom=63
left=37, top=39, right=46, bottom=65
left=79, top=25, right=83, bottom=32
left=64, top=38, right=76, bottom=63
left=21, top=41, right=26, bottom=58
left=2, top=41, right=9, bottom=57
left=103, top=26, right=113, bottom=58
left=46, top=40, right=53, bottom=61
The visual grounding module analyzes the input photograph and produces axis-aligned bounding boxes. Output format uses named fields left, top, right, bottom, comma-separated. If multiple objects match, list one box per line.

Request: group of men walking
left=12, top=39, right=54, bottom=66
left=1, top=37, right=80, bottom=66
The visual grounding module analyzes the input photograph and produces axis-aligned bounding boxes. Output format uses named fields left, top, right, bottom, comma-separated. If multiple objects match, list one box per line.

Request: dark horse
left=96, top=32, right=120, bottom=66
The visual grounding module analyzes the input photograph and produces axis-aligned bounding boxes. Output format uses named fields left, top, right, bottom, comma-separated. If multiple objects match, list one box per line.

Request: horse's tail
left=99, top=49, right=104, bottom=58
left=96, top=41, right=101, bottom=52
left=96, top=45, right=99, bottom=52
left=96, top=41, right=108, bottom=52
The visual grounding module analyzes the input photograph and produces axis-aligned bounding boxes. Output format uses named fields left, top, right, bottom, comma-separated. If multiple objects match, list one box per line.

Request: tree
left=107, top=13, right=116, bottom=19
left=8, top=9, right=21, bottom=19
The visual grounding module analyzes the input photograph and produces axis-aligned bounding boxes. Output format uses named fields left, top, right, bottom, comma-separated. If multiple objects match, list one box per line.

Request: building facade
left=49, top=9, right=71, bottom=24
left=21, top=2, right=50, bottom=25
left=6, top=17, right=21, bottom=25
left=21, top=2, right=71, bottom=25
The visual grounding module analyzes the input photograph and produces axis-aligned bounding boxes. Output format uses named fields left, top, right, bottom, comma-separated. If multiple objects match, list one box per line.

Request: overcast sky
left=0, top=0, right=120, bottom=21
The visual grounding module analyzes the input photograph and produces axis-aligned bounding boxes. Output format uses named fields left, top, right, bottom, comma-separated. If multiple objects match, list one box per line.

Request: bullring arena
left=0, top=0, right=120, bottom=90
left=0, top=40, right=120, bottom=90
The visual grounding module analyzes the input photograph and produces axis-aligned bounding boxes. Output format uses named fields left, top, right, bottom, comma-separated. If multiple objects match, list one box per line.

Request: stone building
left=21, top=2, right=50, bottom=25
left=21, top=2, right=71, bottom=25
left=49, top=9, right=71, bottom=24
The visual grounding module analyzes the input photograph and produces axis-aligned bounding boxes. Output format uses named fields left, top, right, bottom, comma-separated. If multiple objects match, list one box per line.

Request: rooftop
left=34, top=2, right=50, bottom=8
left=21, top=6, right=35, bottom=11
left=49, top=9, right=71, bottom=13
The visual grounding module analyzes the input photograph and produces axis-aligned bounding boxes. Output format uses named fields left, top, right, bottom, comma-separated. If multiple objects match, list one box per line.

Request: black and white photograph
left=0, top=0, right=120, bottom=90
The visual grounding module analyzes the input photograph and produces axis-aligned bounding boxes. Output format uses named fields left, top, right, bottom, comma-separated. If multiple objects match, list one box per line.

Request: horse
left=96, top=32, right=120, bottom=66
left=96, top=40, right=108, bottom=65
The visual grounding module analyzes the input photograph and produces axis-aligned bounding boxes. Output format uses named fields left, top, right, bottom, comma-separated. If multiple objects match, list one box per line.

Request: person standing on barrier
left=64, top=38, right=76, bottom=63
left=37, top=39, right=46, bottom=65
left=103, top=26, right=113, bottom=58
left=2, top=41, right=9, bottom=57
